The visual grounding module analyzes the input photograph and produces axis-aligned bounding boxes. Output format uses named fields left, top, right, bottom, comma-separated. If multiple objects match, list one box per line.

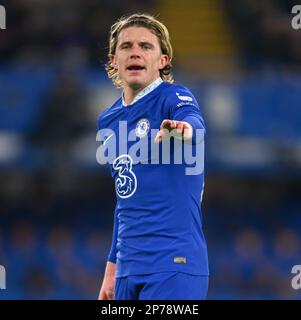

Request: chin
left=128, top=80, right=145, bottom=91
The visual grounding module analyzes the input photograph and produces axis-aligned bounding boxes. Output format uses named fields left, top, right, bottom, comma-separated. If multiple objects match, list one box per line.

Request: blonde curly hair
left=105, top=13, right=174, bottom=88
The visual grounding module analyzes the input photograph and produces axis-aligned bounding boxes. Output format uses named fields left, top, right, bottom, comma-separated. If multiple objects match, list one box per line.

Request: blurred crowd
left=0, top=0, right=300, bottom=71
left=0, top=0, right=155, bottom=67
left=205, top=176, right=301, bottom=299
left=0, top=0, right=301, bottom=300
left=0, top=173, right=300, bottom=299
left=228, top=0, right=301, bottom=71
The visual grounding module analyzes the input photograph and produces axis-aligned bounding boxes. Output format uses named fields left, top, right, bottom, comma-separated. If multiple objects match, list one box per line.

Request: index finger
left=160, top=119, right=176, bottom=130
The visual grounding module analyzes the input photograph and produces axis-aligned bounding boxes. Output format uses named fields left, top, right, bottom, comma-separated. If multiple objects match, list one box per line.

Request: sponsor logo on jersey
left=176, top=92, right=193, bottom=102
left=113, top=154, right=137, bottom=199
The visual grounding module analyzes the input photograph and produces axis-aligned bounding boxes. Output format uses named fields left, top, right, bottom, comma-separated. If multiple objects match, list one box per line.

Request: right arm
left=98, top=261, right=116, bottom=300
left=98, top=206, right=118, bottom=300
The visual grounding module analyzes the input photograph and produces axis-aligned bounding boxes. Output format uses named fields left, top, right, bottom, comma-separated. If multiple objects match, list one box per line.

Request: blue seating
left=0, top=67, right=54, bottom=133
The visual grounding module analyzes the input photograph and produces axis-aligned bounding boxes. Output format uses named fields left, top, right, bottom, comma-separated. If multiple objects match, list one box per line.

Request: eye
left=120, top=43, right=130, bottom=49
left=142, top=43, right=151, bottom=50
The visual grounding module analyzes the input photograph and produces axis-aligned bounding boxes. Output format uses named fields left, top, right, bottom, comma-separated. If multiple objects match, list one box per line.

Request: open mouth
left=127, top=65, right=145, bottom=71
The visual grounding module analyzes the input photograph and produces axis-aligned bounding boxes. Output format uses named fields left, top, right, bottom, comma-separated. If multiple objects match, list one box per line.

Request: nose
left=130, top=43, right=142, bottom=59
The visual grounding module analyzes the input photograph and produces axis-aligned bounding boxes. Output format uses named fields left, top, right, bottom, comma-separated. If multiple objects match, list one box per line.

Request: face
left=111, top=26, right=169, bottom=91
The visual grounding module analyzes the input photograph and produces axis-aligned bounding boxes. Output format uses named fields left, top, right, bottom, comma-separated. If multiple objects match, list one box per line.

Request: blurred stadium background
left=0, top=0, right=301, bottom=299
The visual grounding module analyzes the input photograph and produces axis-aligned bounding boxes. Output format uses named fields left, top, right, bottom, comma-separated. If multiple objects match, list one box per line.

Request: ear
left=159, top=54, right=169, bottom=70
left=110, top=54, right=118, bottom=69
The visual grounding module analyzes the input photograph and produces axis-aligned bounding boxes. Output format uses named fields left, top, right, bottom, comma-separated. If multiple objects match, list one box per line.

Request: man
left=97, top=13, right=209, bottom=300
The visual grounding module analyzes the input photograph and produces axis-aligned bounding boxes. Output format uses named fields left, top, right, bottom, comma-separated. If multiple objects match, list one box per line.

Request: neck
left=122, top=77, right=163, bottom=106
left=123, top=86, right=144, bottom=105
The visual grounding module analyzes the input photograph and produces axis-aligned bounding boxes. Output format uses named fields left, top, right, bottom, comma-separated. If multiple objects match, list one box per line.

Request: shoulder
left=160, top=82, right=200, bottom=113
left=161, top=82, right=198, bottom=104
left=97, top=97, right=122, bottom=130
left=161, top=82, right=195, bottom=95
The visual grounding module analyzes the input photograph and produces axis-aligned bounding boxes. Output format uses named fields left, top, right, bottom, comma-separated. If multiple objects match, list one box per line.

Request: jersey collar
left=122, top=78, right=163, bottom=107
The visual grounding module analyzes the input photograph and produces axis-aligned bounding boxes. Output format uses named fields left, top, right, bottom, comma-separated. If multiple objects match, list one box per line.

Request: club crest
left=135, top=118, right=150, bottom=138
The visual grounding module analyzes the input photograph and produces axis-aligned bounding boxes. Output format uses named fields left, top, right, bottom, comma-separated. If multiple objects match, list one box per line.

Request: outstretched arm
left=154, top=117, right=203, bottom=144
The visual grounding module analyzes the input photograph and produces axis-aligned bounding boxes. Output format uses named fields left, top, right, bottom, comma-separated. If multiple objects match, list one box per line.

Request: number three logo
left=113, top=154, right=137, bottom=199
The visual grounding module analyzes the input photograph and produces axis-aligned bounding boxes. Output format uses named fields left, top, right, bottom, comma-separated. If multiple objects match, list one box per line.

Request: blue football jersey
left=98, top=81, right=209, bottom=277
